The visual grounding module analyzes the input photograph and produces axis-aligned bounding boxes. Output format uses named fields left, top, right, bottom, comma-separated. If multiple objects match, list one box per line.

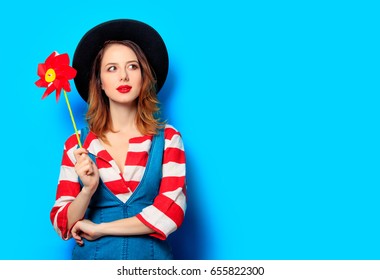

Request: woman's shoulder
left=63, top=127, right=91, bottom=149
left=63, top=132, right=80, bottom=149
left=163, top=124, right=185, bottom=150
left=163, top=123, right=183, bottom=140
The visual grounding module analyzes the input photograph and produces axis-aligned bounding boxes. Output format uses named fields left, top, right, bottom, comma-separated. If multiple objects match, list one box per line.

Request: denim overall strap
left=72, top=128, right=172, bottom=259
left=125, top=128, right=165, bottom=212
left=79, top=126, right=89, bottom=145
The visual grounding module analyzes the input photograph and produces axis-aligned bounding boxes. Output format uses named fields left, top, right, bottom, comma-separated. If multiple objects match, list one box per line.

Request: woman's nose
left=120, top=70, right=129, bottom=81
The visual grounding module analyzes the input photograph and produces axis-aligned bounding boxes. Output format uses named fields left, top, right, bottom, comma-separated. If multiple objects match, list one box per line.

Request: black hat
left=72, top=19, right=169, bottom=101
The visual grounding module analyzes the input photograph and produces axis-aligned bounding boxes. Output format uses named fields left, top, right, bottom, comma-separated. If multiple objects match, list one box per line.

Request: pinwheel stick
left=63, top=90, right=82, bottom=148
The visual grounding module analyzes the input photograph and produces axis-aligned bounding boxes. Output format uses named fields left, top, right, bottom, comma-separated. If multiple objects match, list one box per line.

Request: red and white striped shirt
left=50, top=124, right=186, bottom=240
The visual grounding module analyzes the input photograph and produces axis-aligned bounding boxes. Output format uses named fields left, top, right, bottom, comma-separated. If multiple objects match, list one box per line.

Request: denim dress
left=72, top=127, right=173, bottom=260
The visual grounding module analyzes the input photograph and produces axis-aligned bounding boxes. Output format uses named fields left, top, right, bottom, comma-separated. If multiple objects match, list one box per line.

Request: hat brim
left=73, top=19, right=169, bottom=101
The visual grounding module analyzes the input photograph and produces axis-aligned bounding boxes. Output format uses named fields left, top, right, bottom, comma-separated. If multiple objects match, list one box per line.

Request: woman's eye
left=128, top=64, right=139, bottom=70
left=107, top=66, right=117, bottom=71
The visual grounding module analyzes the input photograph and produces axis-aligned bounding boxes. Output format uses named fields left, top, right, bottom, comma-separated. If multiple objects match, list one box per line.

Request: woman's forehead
left=102, top=44, right=138, bottom=63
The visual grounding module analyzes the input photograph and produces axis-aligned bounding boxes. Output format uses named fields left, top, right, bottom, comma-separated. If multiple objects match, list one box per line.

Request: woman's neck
left=109, top=101, right=138, bottom=133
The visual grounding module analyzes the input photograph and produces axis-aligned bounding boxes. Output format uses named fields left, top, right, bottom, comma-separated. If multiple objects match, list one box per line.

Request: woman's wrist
left=97, top=222, right=108, bottom=237
left=81, top=185, right=97, bottom=196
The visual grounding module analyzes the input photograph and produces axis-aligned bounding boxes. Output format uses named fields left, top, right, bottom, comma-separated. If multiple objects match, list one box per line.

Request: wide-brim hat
left=72, top=19, right=169, bottom=101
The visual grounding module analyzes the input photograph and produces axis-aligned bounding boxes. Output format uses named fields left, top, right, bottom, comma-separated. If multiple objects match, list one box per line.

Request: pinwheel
left=35, top=51, right=82, bottom=147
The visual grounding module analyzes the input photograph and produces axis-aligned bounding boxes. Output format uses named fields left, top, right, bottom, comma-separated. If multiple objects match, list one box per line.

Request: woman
left=50, top=19, right=186, bottom=260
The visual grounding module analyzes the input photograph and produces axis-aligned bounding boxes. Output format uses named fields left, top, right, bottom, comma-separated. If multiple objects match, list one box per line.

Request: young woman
left=50, top=19, right=186, bottom=260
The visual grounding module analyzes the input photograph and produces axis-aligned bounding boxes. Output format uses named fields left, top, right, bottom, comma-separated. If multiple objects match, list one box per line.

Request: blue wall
left=1, top=0, right=379, bottom=259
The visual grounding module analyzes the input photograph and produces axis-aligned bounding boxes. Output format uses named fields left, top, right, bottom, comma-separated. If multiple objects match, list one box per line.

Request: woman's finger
left=75, top=239, right=84, bottom=246
left=75, top=161, right=94, bottom=176
left=80, top=233, right=92, bottom=240
left=73, top=148, right=89, bottom=163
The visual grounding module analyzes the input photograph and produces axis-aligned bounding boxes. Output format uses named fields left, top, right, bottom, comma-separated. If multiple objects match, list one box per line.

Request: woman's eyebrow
left=104, top=60, right=139, bottom=66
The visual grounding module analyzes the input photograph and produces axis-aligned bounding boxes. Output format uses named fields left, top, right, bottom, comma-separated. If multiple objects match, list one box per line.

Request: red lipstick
left=117, top=85, right=132, bottom=93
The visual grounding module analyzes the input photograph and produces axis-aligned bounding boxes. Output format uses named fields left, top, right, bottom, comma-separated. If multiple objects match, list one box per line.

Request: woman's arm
left=50, top=134, right=100, bottom=239
left=136, top=125, right=187, bottom=240
left=72, top=217, right=154, bottom=246
left=50, top=135, right=84, bottom=239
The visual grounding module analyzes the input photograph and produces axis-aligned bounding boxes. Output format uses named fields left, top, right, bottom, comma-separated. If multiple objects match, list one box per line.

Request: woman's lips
left=117, top=85, right=132, bottom=93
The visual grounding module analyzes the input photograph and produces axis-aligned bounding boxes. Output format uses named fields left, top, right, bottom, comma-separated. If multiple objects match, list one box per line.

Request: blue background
left=0, top=0, right=379, bottom=259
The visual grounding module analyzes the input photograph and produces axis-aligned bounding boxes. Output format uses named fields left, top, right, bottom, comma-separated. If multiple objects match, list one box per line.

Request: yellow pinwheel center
left=45, top=68, right=56, bottom=83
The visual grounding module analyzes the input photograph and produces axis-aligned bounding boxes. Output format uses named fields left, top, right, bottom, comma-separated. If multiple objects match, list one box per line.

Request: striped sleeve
left=136, top=125, right=187, bottom=240
left=49, top=133, right=81, bottom=240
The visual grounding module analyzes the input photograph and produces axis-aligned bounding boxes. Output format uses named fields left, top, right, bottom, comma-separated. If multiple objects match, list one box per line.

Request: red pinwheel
left=35, top=51, right=82, bottom=147
left=35, top=51, right=77, bottom=102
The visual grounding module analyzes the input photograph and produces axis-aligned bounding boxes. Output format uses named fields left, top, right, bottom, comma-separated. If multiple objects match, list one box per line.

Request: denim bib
left=72, top=127, right=172, bottom=260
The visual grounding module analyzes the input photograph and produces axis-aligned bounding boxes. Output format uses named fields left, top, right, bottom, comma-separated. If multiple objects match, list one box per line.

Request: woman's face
left=100, top=44, right=142, bottom=105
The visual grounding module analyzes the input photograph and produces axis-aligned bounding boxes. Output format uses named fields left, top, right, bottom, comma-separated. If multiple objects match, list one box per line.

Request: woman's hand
left=74, top=148, right=99, bottom=195
left=72, top=219, right=103, bottom=246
